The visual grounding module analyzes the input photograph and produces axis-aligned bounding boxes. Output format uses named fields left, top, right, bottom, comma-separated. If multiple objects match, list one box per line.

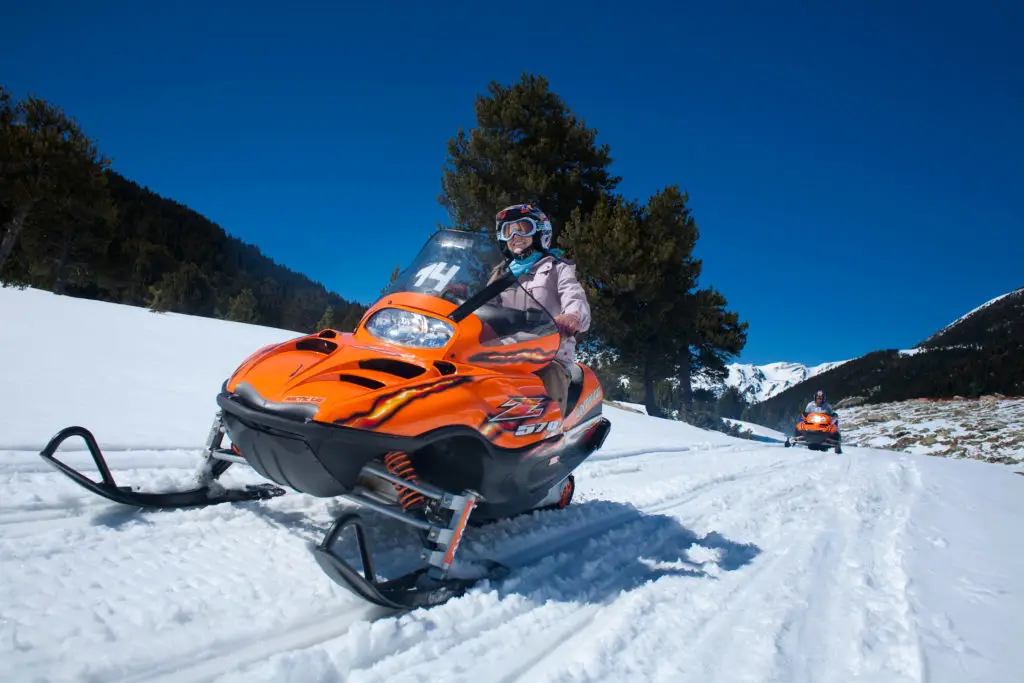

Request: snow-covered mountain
left=699, top=359, right=850, bottom=403
left=917, top=286, right=1023, bottom=348
left=710, top=288, right=1022, bottom=406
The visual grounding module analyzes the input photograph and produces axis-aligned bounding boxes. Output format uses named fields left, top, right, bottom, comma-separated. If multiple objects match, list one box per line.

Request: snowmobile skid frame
left=37, top=416, right=527, bottom=610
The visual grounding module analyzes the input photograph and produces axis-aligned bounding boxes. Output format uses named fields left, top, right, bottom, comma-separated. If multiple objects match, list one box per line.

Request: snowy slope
left=0, top=286, right=302, bottom=449
left=2, top=287, right=1023, bottom=683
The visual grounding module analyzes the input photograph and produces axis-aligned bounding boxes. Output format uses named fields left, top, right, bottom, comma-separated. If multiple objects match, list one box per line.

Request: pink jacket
left=498, top=255, right=591, bottom=368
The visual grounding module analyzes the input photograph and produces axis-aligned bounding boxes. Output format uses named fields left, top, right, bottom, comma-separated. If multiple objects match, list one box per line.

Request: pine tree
left=148, top=262, right=214, bottom=315
left=715, top=386, right=747, bottom=420
left=282, top=288, right=326, bottom=332
left=676, top=286, right=749, bottom=410
left=0, top=87, right=115, bottom=278
left=315, top=305, right=335, bottom=331
left=226, top=288, right=260, bottom=323
left=339, top=306, right=365, bottom=332
left=563, top=185, right=747, bottom=417
left=561, top=187, right=702, bottom=417
left=438, top=73, right=620, bottom=242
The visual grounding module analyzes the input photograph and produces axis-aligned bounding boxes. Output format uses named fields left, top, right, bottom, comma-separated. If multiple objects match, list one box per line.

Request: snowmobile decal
left=488, top=396, right=551, bottom=422
left=514, top=420, right=561, bottom=437
left=283, top=395, right=326, bottom=404
left=412, top=262, right=461, bottom=293
left=468, top=348, right=555, bottom=365
left=568, top=388, right=601, bottom=424
left=478, top=396, right=559, bottom=440
left=334, top=375, right=474, bottom=430
left=480, top=416, right=561, bottom=440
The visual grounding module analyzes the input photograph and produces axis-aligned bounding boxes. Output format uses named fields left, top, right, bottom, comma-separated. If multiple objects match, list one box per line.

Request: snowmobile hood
left=796, top=412, right=839, bottom=433
left=222, top=291, right=564, bottom=438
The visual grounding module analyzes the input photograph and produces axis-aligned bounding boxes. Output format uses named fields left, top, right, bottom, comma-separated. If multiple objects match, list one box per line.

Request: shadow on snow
left=81, top=491, right=762, bottom=612
left=282, top=497, right=763, bottom=609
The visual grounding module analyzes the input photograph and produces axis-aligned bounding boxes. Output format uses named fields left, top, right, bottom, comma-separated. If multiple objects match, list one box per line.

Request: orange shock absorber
left=383, top=451, right=426, bottom=510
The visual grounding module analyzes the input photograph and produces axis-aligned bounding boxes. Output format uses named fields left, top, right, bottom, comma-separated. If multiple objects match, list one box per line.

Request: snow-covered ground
left=2, top=286, right=1023, bottom=683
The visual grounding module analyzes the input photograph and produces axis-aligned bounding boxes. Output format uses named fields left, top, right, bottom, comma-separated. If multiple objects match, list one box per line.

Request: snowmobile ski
left=38, top=425, right=286, bottom=509
left=312, top=467, right=512, bottom=610
left=313, top=511, right=508, bottom=610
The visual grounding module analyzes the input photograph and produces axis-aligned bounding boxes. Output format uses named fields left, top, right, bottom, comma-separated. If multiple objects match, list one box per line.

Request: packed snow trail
left=2, top=287, right=1022, bottom=683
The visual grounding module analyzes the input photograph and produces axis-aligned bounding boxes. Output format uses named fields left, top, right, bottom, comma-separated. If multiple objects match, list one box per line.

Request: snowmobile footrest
left=38, top=425, right=286, bottom=509
left=313, top=512, right=507, bottom=611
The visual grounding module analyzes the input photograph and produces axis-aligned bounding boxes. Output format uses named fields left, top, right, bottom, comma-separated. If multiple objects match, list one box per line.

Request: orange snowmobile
left=784, top=412, right=842, bottom=454
left=38, top=229, right=611, bottom=610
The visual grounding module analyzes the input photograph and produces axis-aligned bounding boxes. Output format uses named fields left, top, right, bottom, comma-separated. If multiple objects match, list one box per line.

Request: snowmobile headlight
left=364, top=308, right=454, bottom=348
left=809, top=414, right=826, bottom=423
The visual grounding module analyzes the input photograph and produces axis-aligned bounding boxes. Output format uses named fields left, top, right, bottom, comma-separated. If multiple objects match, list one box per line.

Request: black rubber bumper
left=794, top=429, right=840, bottom=445
left=216, top=389, right=419, bottom=497
left=217, top=387, right=611, bottom=503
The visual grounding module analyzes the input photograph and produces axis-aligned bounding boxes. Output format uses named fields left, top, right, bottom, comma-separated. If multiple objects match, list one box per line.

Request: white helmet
left=494, top=203, right=552, bottom=258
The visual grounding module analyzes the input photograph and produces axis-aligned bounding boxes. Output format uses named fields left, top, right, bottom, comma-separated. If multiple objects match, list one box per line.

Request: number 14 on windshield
left=414, top=263, right=461, bottom=293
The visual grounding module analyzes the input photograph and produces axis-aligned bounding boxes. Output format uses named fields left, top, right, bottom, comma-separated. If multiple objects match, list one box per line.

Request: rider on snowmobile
left=803, top=390, right=838, bottom=422
left=491, top=203, right=592, bottom=417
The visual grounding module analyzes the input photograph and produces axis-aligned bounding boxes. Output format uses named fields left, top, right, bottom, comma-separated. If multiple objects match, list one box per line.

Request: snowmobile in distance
left=38, top=229, right=611, bottom=611
left=784, top=412, right=842, bottom=454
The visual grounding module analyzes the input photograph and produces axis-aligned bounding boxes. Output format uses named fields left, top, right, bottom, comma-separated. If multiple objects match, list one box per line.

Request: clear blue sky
left=4, top=0, right=1021, bottom=365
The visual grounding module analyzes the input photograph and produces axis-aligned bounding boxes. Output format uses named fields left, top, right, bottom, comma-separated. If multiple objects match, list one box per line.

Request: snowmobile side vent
left=357, top=358, right=425, bottom=379
left=318, top=329, right=337, bottom=338
left=296, top=338, right=338, bottom=354
left=433, top=360, right=456, bottom=376
left=338, top=374, right=385, bottom=390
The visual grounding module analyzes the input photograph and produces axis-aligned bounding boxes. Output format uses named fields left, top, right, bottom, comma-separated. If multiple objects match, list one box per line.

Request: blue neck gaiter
left=509, top=252, right=543, bottom=277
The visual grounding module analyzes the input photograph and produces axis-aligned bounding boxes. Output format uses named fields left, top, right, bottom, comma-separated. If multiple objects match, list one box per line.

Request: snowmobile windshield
left=384, top=230, right=505, bottom=301
left=381, top=230, right=559, bottom=350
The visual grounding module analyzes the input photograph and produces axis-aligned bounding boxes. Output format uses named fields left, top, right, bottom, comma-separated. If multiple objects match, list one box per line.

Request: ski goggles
left=497, top=217, right=541, bottom=241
